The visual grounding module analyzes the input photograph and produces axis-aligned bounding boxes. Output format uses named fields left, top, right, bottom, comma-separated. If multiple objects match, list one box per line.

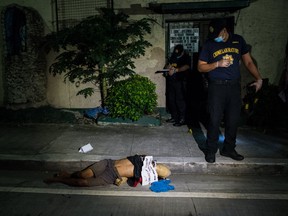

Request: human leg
left=86, top=159, right=120, bottom=186
left=73, top=160, right=114, bottom=186
left=70, top=168, right=94, bottom=179
left=223, top=84, right=241, bottom=151
left=167, top=80, right=179, bottom=121
left=173, top=80, right=186, bottom=126
left=205, top=83, right=226, bottom=162
left=220, top=83, right=244, bottom=160
left=44, top=175, right=90, bottom=187
left=57, top=160, right=107, bottom=180
left=44, top=160, right=110, bottom=187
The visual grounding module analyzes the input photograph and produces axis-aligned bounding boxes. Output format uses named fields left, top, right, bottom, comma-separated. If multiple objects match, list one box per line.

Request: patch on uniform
left=223, top=54, right=234, bottom=65
left=232, top=41, right=239, bottom=44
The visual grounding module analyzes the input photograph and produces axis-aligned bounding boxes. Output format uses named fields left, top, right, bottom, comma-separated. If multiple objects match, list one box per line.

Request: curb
left=1, top=155, right=287, bottom=175
left=97, top=115, right=161, bottom=127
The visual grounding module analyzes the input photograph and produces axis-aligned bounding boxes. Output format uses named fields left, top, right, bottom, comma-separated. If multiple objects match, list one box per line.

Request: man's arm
left=198, top=60, right=217, bottom=73
left=176, top=64, right=190, bottom=73
left=198, top=59, right=231, bottom=73
left=242, top=52, right=263, bottom=92
left=168, top=64, right=190, bottom=76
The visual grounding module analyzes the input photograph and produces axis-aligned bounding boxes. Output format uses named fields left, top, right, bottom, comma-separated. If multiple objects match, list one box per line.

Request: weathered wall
left=2, top=5, right=47, bottom=107
left=235, top=0, right=288, bottom=85
left=117, top=0, right=288, bottom=102
left=0, top=0, right=53, bottom=108
left=0, top=0, right=287, bottom=109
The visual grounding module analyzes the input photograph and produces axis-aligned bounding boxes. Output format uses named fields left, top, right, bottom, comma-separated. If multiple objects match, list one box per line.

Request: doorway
left=164, top=17, right=234, bottom=125
left=2, top=5, right=47, bottom=107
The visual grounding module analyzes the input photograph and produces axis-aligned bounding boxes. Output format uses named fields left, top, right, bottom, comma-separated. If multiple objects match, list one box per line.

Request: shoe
left=166, top=118, right=176, bottom=123
left=220, top=149, right=244, bottom=161
left=173, top=119, right=186, bottom=127
left=205, top=152, right=215, bottom=163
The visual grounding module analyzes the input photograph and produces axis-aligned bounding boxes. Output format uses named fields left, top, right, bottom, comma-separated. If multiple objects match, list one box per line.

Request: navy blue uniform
left=199, top=33, right=249, bottom=154
left=167, top=52, right=191, bottom=123
left=199, top=33, right=249, bottom=80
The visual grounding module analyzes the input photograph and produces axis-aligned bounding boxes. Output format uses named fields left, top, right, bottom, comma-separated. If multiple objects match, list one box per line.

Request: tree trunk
left=99, top=65, right=108, bottom=107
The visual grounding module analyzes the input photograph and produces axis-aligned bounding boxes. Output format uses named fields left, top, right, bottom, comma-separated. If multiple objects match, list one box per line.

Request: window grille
left=55, top=0, right=112, bottom=31
left=166, top=21, right=201, bottom=59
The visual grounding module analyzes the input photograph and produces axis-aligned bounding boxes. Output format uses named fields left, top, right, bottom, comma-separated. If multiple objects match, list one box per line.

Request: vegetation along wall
left=0, top=0, right=287, bottom=109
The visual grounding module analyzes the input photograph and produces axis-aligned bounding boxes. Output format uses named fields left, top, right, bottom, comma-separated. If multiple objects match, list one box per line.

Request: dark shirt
left=168, top=52, right=191, bottom=81
left=199, top=33, right=249, bottom=80
left=127, top=155, right=146, bottom=187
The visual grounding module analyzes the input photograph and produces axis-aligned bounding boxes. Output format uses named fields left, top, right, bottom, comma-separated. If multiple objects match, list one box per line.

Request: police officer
left=198, top=19, right=263, bottom=163
left=166, top=44, right=191, bottom=126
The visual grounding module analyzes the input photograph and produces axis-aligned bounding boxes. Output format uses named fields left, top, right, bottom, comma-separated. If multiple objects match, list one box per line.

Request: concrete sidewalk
left=0, top=122, right=287, bottom=175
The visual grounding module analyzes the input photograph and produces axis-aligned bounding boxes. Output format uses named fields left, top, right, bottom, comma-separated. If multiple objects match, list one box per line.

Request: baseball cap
left=208, top=18, right=227, bottom=39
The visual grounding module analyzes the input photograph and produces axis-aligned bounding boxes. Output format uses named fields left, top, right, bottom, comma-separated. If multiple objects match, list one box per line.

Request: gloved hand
left=149, top=179, right=175, bottom=193
left=218, top=59, right=231, bottom=67
left=250, top=79, right=263, bottom=92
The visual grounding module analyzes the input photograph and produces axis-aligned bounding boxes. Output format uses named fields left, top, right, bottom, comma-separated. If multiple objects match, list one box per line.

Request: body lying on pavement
left=44, top=155, right=171, bottom=187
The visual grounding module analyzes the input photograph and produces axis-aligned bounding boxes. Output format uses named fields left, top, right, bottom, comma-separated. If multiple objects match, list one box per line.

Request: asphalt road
left=1, top=170, right=288, bottom=216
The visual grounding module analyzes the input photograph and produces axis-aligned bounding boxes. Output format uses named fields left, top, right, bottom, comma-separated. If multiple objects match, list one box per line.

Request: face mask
left=214, top=36, right=224, bottom=43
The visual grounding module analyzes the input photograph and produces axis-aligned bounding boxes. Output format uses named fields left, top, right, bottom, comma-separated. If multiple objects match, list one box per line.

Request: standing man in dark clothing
left=198, top=19, right=263, bottom=163
left=166, top=44, right=191, bottom=126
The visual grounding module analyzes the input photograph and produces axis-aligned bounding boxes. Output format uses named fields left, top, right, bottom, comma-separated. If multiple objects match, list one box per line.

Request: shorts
left=87, top=159, right=121, bottom=186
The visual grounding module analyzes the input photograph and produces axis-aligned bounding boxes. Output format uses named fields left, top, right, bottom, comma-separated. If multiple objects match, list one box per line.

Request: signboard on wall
left=169, top=22, right=199, bottom=55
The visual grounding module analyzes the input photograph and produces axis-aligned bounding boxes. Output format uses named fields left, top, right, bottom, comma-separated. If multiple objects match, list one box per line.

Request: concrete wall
left=235, top=0, right=288, bottom=84
left=0, top=0, right=54, bottom=108
left=0, top=0, right=287, bottom=108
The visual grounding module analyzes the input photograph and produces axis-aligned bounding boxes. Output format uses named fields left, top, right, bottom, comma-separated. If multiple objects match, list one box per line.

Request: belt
left=209, top=79, right=240, bottom=85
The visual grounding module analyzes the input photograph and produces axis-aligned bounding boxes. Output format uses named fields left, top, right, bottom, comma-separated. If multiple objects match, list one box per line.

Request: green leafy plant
left=44, top=8, right=154, bottom=106
left=106, top=75, right=157, bottom=121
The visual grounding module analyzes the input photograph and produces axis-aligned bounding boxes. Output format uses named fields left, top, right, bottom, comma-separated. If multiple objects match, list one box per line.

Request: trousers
left=166, top=78, right=187, bottom=121
left=87, top=159, right=120, bottom=186
left=206, top=80, right=241, bottom=153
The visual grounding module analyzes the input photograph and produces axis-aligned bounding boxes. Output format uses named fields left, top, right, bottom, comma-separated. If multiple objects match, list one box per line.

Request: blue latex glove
left=149, top=179, right=175, bottom=193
